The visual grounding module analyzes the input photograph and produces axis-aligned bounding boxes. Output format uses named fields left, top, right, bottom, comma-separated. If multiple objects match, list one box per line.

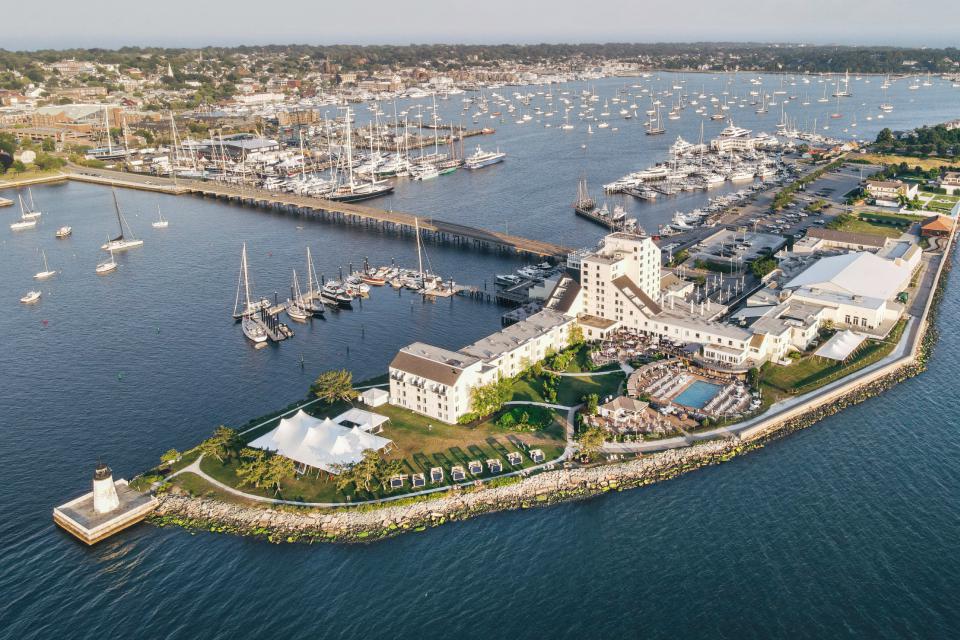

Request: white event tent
left=814, top=330, right=868, bottom=362
left=249, top=410, right=393, bottom=474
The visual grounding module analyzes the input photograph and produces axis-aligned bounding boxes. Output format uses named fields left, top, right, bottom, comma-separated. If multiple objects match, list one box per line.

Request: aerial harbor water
left=2, top=73, right=960, bottom=638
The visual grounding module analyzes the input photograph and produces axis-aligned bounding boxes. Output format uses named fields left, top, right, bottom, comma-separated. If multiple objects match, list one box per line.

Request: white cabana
left=814, top=330, right=868, bottom=362
left=335, top=407, right=390, bottom=433
left=249, top=410, right=393, bottom=474
left=359, top=387, right=390, bottom=407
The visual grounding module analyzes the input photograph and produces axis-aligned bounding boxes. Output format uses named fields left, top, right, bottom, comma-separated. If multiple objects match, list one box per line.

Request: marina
left=4, top=62, right=960, bottom=637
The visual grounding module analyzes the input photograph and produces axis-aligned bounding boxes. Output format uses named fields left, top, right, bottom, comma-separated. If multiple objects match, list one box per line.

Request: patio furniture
left=487, top=459, right=503, bottom=473
left=451, top=466, right=466, bottom=482
left=411, top=473, right=426, bottom=488
left=507, top=452, right=523, bottom=466
left=430, top=467, right=444, bottom=483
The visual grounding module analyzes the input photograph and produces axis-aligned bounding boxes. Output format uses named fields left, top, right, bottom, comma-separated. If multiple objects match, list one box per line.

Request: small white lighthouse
left=92, top=463, right=120, bottom=514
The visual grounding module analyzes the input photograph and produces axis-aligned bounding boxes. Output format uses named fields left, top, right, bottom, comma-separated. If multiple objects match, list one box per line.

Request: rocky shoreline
left=150, top=244, right=952, bottom=544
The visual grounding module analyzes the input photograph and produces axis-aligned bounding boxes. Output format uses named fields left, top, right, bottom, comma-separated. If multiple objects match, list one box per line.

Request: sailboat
left=22, top=189, right=41, bottom=219
left=152, top=205, right=169, bottom=228
left=95, top=246, right=118, bottom=275
left=34, top=249, right=56, bottom=280
left=286, top=269, right=311, bottom=322
left=10, top=194, right=38, bottom=231
left=234, top=243, right=268, bottom=343
left=326, top=106, right=395, bottom=203
left=646, top=105, right=665, bottom=135
left=101, top=190, right=144, bottom=251
left=295, top=247, right=324, bottom=316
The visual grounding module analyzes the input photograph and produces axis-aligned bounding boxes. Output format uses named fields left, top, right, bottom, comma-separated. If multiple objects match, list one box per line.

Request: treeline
left=1, top=43, right=958, bottom=76
left=874, top=125, right=960, bottom=159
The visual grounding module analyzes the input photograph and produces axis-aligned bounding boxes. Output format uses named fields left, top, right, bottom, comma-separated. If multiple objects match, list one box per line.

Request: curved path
left=165, top=403, right=578, bottom=509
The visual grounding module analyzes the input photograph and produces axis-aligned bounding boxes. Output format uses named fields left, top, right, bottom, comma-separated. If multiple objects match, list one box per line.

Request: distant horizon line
left=4, top=39, right=958, bottom=54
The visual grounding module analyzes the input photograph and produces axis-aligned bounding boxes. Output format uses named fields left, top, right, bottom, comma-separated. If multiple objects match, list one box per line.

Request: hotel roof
left=390, top=342, right=479, bottom=386
left=460, top=309, right=570, bottom=360
left=785, top=252, right=909, bottom=300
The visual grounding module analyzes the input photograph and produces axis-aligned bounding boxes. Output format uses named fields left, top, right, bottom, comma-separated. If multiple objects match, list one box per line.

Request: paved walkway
left=545, top=368, right=624, bottom=378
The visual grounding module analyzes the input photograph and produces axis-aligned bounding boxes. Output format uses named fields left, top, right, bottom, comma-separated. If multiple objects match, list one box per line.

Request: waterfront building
left=865, top=179, right=919, bottom=206
left=389, top=309, right=575, bottom=424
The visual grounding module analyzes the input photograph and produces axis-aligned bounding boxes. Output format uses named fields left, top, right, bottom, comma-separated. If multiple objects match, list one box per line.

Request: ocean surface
left=1, top=73, right=958, bottom=639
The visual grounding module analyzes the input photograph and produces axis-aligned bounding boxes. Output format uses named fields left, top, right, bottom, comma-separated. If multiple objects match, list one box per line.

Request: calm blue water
left=1, top=73, right=959, bottom=639
left=674, top=380, right=721, bottom=409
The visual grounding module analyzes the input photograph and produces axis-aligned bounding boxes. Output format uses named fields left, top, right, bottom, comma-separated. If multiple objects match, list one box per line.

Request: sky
left=4, top=0, right=958, bottom=50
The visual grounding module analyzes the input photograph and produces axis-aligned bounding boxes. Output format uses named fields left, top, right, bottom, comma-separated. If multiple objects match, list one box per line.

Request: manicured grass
left=830, top=215, right=906, bottom=238
left=0, top=168, right=64, bottom=185
left=193, top=400, right=566, bottom=504
left=509, top=370, right=625, bottom=406
left=856, top=154, right=957, bottom=171
left=761, top=319, right=907, bottom=396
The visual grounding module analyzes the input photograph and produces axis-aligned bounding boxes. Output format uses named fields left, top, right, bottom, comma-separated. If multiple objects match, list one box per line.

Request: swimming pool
left=672, top=380, right=722, bottom=409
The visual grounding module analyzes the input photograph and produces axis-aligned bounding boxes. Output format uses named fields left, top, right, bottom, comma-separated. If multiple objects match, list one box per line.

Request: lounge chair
left=507, top=452, right=523, bottom=466
left=412, top=473, right=426, bottom=488
left=468, top=460, right=483, bottom=475
left=430, top=467, right=444, bottom=483
left=487, top=459, right=503, bottom=473
left=529, top=449, right=545, bottom=463
left=451, top=465, right=466, bottom=482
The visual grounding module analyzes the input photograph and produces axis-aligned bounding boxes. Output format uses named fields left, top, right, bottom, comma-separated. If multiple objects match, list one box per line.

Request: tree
left=160, top=449, right=181, bottom=465
left=11, top=160, right=26, bottom=174
left=351, top=449, right=382, bottom=492
left=582, top=393, right=599, bottom=416
left=378, top=459, right=404, bottom=489
left=236, top=448, right=269, bottom=488
left=470, top=377, right=512, bottom=418
left=747, top=367, right=761, bottom=391
left=311, top=369, right=357, bottom=404
left=567, top=324, right=584, bottom=347
left=263, top=454, right=296, bottom=495
left=750, top=256, right=778, bottom=279
left=199, top=425, right=241, bottom=463
left=577, top=425, right=606, bottom=461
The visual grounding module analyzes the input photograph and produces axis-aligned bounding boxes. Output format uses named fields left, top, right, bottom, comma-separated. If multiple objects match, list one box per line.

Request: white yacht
left=55, top=226, right=72, bottom=238
left=464, top=146, right=506, bottom=169
left=101, top=190, right=144, bottom=251
left=20, top=290, right=41, bottom=304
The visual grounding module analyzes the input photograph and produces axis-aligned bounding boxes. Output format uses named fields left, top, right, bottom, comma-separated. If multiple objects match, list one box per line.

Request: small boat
left=20, top=290, right=41, bottom=304
left=242, top=315, right=268, bottom=343
left=286, top=269, right=311, bottom=322
left=360, top=273, right=387, bottom=286
left=34, top=250, right=56, bottom=280
left=55, top=226, right=72, bottom=238
left=302, top=247, right=325, bottom=316
left=321, top=281, right=353, bottom=308
left=96, top=248, right=118, bottom=275
left=152, top=205, right=169, bottom=229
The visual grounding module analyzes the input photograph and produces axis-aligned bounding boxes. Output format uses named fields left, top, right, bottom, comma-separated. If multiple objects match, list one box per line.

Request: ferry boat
left=464, top=146, right=506, bottom=169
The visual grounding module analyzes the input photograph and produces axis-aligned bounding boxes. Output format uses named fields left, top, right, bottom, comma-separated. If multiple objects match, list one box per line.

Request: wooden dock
left=63, top=166, right=569, bottom=258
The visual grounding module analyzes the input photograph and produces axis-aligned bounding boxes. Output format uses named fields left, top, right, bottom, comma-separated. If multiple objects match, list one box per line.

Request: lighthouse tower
left=92, top=463, right=120, bottom=514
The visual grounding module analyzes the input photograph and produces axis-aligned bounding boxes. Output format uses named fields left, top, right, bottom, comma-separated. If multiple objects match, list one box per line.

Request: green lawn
left=761, top=319, right=907, bottom=396
left=189, top=400, right=567, bottom=504
left=831, top=215, right=908, bottom=238
left=509, top=370, right=625, bottom=406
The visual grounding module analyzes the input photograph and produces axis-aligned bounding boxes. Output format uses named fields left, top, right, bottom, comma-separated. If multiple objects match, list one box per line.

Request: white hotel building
left=388, top=230, right=917, bottom=423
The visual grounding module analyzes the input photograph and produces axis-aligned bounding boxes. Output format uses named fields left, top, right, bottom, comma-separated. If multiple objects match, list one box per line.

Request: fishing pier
left=63, top=166, right=568, bottom=259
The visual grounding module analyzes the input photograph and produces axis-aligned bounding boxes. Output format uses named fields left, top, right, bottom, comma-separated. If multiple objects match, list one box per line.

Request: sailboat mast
left=344, top=107, right=355, bottom=191
left=415, top=216, right=423, bottom=279
left=241, top=243, right=253, bottom=313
